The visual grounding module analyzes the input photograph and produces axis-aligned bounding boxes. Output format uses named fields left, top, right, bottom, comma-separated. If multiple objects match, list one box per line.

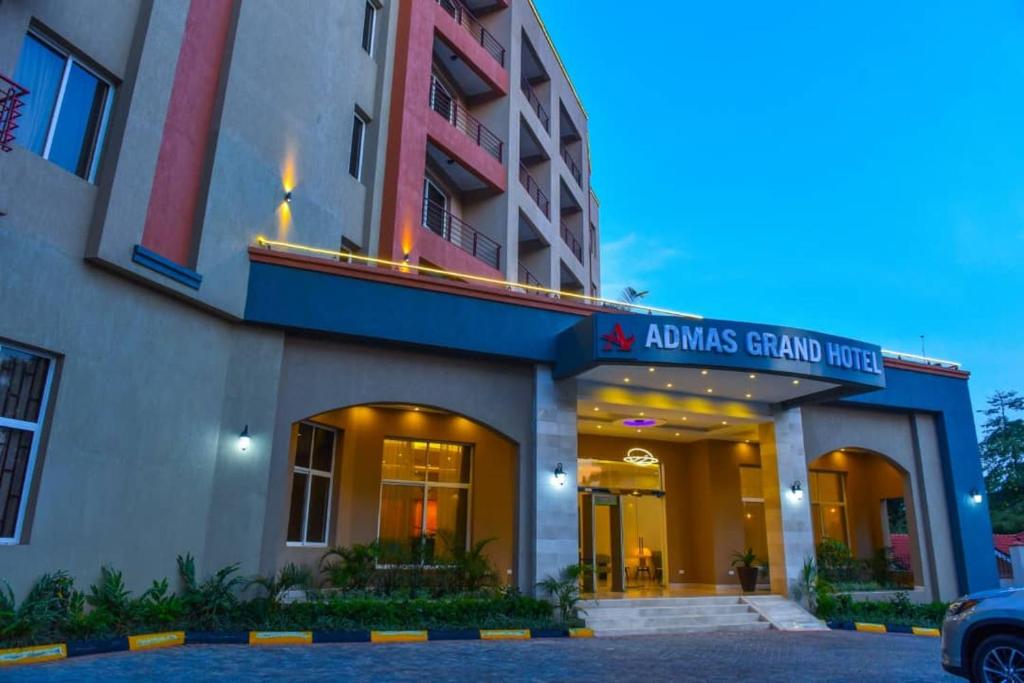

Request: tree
left=979, top=391, right=1024, bottom=532
left=619, top=287, right=649, bottom=305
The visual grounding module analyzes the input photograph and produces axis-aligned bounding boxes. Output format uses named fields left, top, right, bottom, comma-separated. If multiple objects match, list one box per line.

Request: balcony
left=422, top=198, right=502, bottom=270
left=518, top=262, right=541, bottom=288
left=436, top=0, right=506, bottom=67
left=521, top=79, right=549, bottom=132
left=0, top=74, right=29, bottom=153
left=519, top=164, right=549, bottom=217
left=430, top=77, right=504, bottom=163
left=560, top=221, right=583, bottom=263
left=561, top=144, right=582, bottom=187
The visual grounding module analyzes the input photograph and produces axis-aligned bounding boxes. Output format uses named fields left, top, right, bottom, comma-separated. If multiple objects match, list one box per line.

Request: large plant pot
left=736, top=566, right=759, bottom=592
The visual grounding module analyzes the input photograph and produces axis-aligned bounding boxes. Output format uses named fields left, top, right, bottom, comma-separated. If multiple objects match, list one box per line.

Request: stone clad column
left=532, top=366, right=579, bottom=588
left=760, top=407, right=816, bottom=596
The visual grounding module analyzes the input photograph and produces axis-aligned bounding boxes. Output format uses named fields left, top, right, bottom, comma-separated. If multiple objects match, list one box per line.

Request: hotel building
left=0, top=0, right=996, bottom=618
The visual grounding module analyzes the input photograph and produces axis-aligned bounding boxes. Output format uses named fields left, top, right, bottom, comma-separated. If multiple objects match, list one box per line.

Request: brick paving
left=3, top=630, right=957, bottom=682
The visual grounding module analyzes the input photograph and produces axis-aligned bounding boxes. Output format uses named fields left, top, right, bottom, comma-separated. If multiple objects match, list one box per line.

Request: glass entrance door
left=621, top=493, right=668, bottom=589
left=579, top=492, right=625, bottom=593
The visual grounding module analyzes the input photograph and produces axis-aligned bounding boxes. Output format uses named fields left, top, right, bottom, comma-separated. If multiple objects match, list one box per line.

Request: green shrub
left=815, top=590, right=949, bottom=628
left=536, top=564, right=586, bottom=625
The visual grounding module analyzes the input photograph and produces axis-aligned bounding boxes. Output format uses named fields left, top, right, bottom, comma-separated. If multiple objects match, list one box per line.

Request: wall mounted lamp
left=790, top=481, right=804, bottom=502
left=970, top=488, right=983, bottom=504
left=553, top=462, right=567, bottom=487
left=238, top=425, right=251, bottom=452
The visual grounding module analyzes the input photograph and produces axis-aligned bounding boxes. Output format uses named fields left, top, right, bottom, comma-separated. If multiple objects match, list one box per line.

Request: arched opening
left=277, top=402, right=519, bottom=586
left=807, top=447, right=920, bottom=590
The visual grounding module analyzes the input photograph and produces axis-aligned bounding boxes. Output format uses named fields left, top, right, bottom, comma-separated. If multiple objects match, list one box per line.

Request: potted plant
left=731, top=548, right=760, bottom=593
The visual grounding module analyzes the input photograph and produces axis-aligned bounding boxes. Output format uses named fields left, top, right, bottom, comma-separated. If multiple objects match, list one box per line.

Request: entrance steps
left=580, top=595, right=824, bottom=637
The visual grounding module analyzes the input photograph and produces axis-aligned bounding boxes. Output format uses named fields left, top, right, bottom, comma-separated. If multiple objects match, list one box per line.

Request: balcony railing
left=0, top=74, right=29, bottom=153
left=561, top=144, right=582, bottom=186
left=560, top=221, right=583, bottom=263
left=436, top=0, right=506, bottom=67
left=430, top=77, right=504, bottom=162
left=518, top=164, right=549, bottom=217
left=422, top=198, right=502, bottom=270
left=521, top=78, right=549, bottom=132
left=518, top=263, right=541, bottom=288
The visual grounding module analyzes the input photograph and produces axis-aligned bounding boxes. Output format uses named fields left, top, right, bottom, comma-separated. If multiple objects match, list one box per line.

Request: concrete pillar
left=759, top=407, right=816, bottom=596
left=1011, top=546, right=1024, bottom=586
left=532, top=365, right=579, bottom=588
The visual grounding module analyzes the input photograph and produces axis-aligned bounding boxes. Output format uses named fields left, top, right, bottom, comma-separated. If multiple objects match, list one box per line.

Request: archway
left=275, top=402, right=519, bottom=586
left=807, top=447, right=920, bottom=589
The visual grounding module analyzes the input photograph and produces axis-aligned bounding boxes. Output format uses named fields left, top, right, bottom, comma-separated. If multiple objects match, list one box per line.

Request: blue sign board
left=555, top=313, right=886, bottom=390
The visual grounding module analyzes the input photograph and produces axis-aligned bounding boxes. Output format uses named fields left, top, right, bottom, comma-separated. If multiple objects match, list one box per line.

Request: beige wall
left=277, top=405, right=518, bottom=584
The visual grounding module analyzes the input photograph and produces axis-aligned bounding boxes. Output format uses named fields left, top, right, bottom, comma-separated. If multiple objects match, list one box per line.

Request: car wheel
left=972, top=634, right=1024, bottom=683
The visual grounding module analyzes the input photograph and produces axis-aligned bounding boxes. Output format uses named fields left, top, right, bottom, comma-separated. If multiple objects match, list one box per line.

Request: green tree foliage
left=979, top=391, right=1024, bottom=532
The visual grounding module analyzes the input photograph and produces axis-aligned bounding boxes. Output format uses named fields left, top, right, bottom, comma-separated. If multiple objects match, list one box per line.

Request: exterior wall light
left=238, top=425, right=251, bottom=452
left=553, top=462, right=567, bottom=487
left=970, top=488, right=983, bottom=504
left=284, top=191, right=292, bottom=203
left=789, top=481, right=804, bottom=502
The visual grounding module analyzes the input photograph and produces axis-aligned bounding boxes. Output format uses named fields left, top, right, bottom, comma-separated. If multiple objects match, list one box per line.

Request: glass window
left=739, top=466, right=763, bottom=501
left=286, top=423, right=337, bottom=546
left=361, top=2, right=377, bottom=55
left=0, top=344, right=56, bottom=542
left=13, top=32, right=113, bottom=181
left=349, top=112, right=367, bottom=180
left=576, top=458, right=663, bottom=492
left=809, top=470, right=849, bottom=547
left=378, top=438, right=471, bottom=564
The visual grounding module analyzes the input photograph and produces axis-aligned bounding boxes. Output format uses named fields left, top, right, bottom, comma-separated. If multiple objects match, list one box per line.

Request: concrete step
left=584, top=604, right=755, bottom=619
left=587, top=613, right=765, bottom=629
left=593, top=620, right=772, bottom=637
left=579, top=596, right=743, bottom=609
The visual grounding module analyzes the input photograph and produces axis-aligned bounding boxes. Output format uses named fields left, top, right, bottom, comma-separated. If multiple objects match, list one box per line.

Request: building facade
left=0, top=0, right=995, bottom=604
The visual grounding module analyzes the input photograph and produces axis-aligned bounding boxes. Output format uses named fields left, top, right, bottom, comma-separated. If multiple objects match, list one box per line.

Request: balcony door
left=422, top=177, right=450, bottom=238
left=429, top=75, right=455, bottom=124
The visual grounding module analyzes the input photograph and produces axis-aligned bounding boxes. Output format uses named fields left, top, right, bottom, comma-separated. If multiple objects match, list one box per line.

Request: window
left=0, top=344, right=56, bottom=543
left=13, top=31, right=113, bottom=181
left=348, top=112, right=367, bottom=181
left=809, top=470, right=850, bottom=547
left=361, top=2, right=377, bottom=55
left=738, top=466, right=768, bottom=565
left=286, top=423, right=337, bottom=546
left=378, top=438, right=471, bottom=564
left=421, top=177, right=450, bottom=236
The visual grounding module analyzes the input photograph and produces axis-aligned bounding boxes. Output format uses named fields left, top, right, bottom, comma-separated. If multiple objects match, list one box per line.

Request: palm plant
left=320, top=543, right=378, bottom=591
left=536, top=563, right=589, bottom=624
left=246, top=563, right=313, bottom=610
left=620, top=286, right=649, bottom=305
left=177, top=553, right=244, bottom=628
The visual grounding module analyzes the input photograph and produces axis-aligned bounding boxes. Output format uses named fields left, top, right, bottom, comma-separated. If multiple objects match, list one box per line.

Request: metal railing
left=429, top=77, right=504, bottom=162
left=422, top=198, right=502, bottom=270
left=521, top=78, right=549, bottom=131
left=560, top=221, right=583, bottom=263
left=436, top=0, right=506, bottom=67
left=518, top=263, right=541, bottom=288
left=518, top=164, right=549, bottom=217
left=0, top=74, right=29, bottom=153
left=561, top=144, right=582, bottom=186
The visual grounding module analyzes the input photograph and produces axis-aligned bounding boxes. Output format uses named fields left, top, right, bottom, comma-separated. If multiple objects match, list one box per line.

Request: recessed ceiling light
left=624, top=378, right=631, bottom=383
left=636, top=429, right=641, bottom=433
left=792, top=379, right=800, bottom=385
left=666, top=383, right=673, bottom=388
left=639, top=412, right=645, bottom=417
left=721, top=420, right=728, bottom=425
left=745, top=393, right=752, bottom=399
left=706, top=388, right=713, bottom=393
left=675, top=432, right=680, bottom=436
left=681, top=416, right=688, bottom=421
left=648, top=367, right=655, bottom=373
left=597, top=425, right=603, bottom=429
left=593, top=406, right=600, bottom=411
left=745, top=439, right=751, bottom=443
left=701, top=369, right=708, bottom=375
left=749, top=374, right=756, bottom=379
left=413, top=407, right=420, bottom=411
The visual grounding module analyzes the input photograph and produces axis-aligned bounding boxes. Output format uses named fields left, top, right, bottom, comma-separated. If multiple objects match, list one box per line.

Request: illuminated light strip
left=881, top=349, right=961, bottom=369
left=255, top=237, right=704, bottom=319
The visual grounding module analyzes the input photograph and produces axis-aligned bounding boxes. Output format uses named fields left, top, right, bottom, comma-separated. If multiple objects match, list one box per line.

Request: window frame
left=808, top=468, right=851, bottom=548
left=361, top=1, right=378, bottom=56
left=285, top=422, right=338, bottom=548
left=349, top=111, right=368, bottom=181
left=375, top=437, right=474, bottom=563
left=0, top=342, right=57, bottom=545
left=21, top=29, right=114, bottom=183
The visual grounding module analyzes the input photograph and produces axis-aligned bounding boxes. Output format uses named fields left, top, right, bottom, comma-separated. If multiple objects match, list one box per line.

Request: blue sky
left=535, top=0, right=1024, bottom=430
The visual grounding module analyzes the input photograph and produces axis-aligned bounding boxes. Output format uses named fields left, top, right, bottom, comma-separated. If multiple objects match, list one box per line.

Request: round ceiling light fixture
left=624, top=447, right=659, bottom=466
left=620, top=418, right=663, bottom=428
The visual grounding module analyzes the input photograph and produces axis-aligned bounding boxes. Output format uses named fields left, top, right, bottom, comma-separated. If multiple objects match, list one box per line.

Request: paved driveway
left=4, top=630, right=957, bottom=682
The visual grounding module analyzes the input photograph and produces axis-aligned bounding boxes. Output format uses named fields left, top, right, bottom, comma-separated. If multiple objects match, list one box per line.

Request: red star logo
left=601, top=323, right=635, bottom=352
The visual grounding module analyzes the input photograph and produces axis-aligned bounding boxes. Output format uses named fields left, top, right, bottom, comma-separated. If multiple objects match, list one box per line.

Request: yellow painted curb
left=568, top=628, right=594, bottom=638
left=912, top=627, right=941, bottom=637
left=0, top=643, right=67, bottom=667
left=129, top=631, right=185, bottom=651
left=854, top=622, right=887, bottom=633
left=480, top=629, right=531, bottom=640
left=248, top=631, right=313, bottom=646
left=370, top=630, right=428, bottom=643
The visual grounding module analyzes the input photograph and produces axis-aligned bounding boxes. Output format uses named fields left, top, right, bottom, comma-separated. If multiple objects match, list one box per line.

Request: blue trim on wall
left=132, top=245, right=202, bottom=289
left=843, top=368, right=998, bottom=594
